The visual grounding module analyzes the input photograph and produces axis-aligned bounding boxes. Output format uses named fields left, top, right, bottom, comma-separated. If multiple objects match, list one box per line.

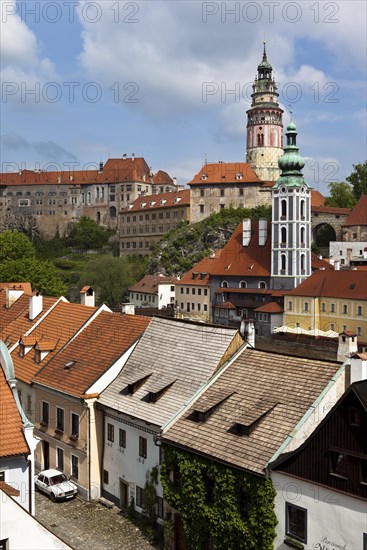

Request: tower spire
left=263, top=40, right=267, bottom=61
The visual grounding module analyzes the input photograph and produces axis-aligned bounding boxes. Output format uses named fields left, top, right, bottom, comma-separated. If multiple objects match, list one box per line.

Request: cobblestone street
left=35, top=492, right=156, bottom=550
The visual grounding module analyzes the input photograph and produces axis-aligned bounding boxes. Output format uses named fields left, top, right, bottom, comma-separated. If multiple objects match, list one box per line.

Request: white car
left=34, top=469, right=78, bottom=502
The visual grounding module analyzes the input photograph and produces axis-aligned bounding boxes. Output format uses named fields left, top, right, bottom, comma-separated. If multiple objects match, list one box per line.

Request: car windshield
left=49, top=474, right=68, bottom=485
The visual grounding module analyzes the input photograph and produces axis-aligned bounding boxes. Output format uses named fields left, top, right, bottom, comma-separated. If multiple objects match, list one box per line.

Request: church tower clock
left=246, top=43, right=284, bottom=181
left=271, top=114, right=312, bottom=290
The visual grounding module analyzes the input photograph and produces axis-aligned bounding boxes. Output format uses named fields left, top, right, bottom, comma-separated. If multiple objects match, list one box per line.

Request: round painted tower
left=246, top=43, right=284, bottom=182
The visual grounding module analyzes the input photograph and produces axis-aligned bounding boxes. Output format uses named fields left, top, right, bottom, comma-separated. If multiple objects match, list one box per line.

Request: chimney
left=258, top=218, right=267, bottom=246
left=242, top=219, right=251, bottom=247
left=240, top=319, right=255, bottom=348
left=99, top=161, right=103, bottom=173
left=337, top=330, right=358, bottom=363
left=29, top=292, right=43, bottom=320
left=350, top=352, right=367, bottom=384
left=121, top=303, right=135, bottom=315
left=364, top=247, right=367, bottom=259
left=80, top=286, right=95, bottom=307
left=334, top=259, right=340, bottom=270
left=6, top=286, right=24, bottom=308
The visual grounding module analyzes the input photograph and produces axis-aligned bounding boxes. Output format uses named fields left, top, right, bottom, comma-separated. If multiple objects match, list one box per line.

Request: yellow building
left=284, top=270, right=367, bottom=343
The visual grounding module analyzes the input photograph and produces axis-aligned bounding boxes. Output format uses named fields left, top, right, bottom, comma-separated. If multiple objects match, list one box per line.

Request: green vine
left=161, top=446, right=277, bottom=550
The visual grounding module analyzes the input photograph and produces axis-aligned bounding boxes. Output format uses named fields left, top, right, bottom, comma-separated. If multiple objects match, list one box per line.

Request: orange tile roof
left=181, top=221, right=271, bottom=283
left=312, top=205, right=352, bottom=215
left=0, top=157, right=173, bottom=187
left=13, top=301, right=97, bottom=384
left=35, top=339, right=58, bottom=352
left=0, top=282, right=32, bottom=294
left=121, top=189, right=190, bottom=213
left=129, top=274, right=179, bottom=295
left=254, top=302, right=284, bottom=313
left=311, top=190, right=326, bottom=207
left=286, top=270, right=367, bottom=300
left=0, top=481, right=20, bottom=496
left=152, top=170, right=174, bottom=185
left=342, top=195, right=367, bottom=226
left=33, top=311, right=151, bottom=398
left=80, top=286, right=92, bottom=294
left=0, top=369, right=29, bottom=458
left=0, top=296, right=58, bottom=347
left=311, top=253, right=334, bottom=271
left=188, top=162, right=262, bottom=185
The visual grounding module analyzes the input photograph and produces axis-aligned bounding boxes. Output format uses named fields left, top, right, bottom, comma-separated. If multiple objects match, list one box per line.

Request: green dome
left=287, top=120, right=296, bottom=131
left=258, top=59, right=272, bottom=70
left=278, top=149, right=305, bottom=173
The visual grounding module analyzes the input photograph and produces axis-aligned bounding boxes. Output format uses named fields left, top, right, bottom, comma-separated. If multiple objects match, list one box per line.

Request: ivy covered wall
left=161, top=445, right=277, bottom=550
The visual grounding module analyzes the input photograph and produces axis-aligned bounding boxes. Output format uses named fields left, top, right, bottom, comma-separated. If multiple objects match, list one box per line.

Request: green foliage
left=141, top=466, right=160, bottom=543
left=161, top=446, right=277, bottom=550
left=34, top=234, right=69, bottom=260
left=346, top=161, right=367, bottom=200
left=148, top=206, right=272, bottom=276
left=79, top=255, right=148, bottom=307
left=66, top=217, right=114, bottom=251
left=0, top=257, right=67, bottom=296
left=127, top=496, right=136, bottom=521
left=0, top=230, right=36, bottom=262
left=325, top=181, right=356, bottom=208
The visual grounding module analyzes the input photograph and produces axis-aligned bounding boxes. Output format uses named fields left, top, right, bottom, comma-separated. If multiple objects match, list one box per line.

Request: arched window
left=281, top=227, right=287, bottom=244
left=87, top=192, right=91, bottom=205
left=221, top=281, right=228, bottom=288
left=96, top=187, right=100, bottom=199
left=300, top=227, right=305, bottom=244
left=109, top=206, right=117, bottom=218
left=300, top=254, right=305, bottom=272
left=239, top=281, right=247, bottom=289
left=300, top=200, right=305, bottom=218
left=281, top=254, right=286, bottom=272
left=258, top=281, right=267, bottom=289
left=281, top=200, right=287, bottom=218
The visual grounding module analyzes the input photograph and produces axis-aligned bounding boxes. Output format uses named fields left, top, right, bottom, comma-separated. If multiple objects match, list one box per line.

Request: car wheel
left=50, top=492, right=56, bottom=502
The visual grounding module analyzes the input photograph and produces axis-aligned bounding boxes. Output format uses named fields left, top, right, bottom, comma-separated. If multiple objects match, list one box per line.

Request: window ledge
left=284, top=537, right=304, bottom=549
left=329, top=473, right=348, bottom=481
left=55, top=428, right=64, bottom=435
left=69, top=434, right=79, bottom=442
left=40, top=421, right=48, bottom=428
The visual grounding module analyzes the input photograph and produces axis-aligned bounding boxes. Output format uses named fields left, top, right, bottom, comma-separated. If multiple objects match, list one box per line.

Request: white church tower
left=271, top=113, right=312, bottom=290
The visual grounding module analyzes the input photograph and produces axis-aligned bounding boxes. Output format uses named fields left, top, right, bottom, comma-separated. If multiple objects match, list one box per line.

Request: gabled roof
left=0, top=282, right=32, bottom=294
left=121, top=189, right=190, bottom=213
left=129, top=274, right=179, bottom=295
left=152, top=170, right=174, bottom=185
left=285, top=269, right=367, bottom=300
left=188, top=162, right=263, bottom=186
left=13, top=301, right=97, bottom=384
left=342, top=195, right=367, bottom=227
left=254, top=302, right=284, bottom=314
left=163, top=348, right=341, bottom=475
left=33, top=311, right=151, bottom=398
left=0, top=368, right=29, bottom=458
left=181, top=221, right=271, bottom=283
left=311, top=190, right=325, bottom=207
left=98, top=317, right=239, bottom=427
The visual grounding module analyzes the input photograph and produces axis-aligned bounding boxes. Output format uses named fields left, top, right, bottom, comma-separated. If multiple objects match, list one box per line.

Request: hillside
left=147, top=206, right=271, bottom=276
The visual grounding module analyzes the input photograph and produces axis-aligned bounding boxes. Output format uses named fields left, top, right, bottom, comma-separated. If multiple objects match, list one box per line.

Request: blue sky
left=1, top=0, right=366, bottom=195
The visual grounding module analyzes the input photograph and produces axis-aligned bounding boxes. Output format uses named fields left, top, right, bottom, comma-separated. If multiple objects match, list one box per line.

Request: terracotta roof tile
left=311, top=190, right=326, bottom=207
left=286, top=270, right=367, bottom=300
left=121, top=189, right=190, bottom=213
left=0, top=282, right=32, bottom=294
left=163, top=349, right=341, bottom=474
left=312, top=205, right=352, bottom=215
left=254, top=302, right=284, bottom=313
left=0, top=481, right=20, bottom=497
left=342, top=195, right=367, bottom=226
left=0, top=369, right=29, bottom=458
left=129, top=274, right=179, bottom=294
left=188, top=162, right=262, bottom=185
left=12, top=301, right=97, bottom=384
left=152, top=170, right=174, bottom=185
left=33, top=311, right=151, bottom=398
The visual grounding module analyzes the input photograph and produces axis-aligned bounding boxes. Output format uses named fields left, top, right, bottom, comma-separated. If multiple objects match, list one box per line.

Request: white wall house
left=98, top=317, right=241, bottom=516
left=329, top=240, right=367, bottom=268
left=128, top=275, right=178, bottom=309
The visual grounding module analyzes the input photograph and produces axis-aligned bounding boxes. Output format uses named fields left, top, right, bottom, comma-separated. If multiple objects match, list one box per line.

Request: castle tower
left=246, top=42, right=284, bottom=181
left=271, top=113, right=312, bottom=290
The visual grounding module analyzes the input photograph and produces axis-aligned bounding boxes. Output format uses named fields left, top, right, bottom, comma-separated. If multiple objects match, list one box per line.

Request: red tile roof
left=311, top=190, right=326, bottom=207
left=121, top=189, right=190, bottom=213
left=286, top=270, right=367, bottom=300
left=33, top=311, right=151, bottom=398
left=188, top=162, right=262, bottom=186
left=312, top=205, right=352, bottom=215
left=254, top=302, right=284, bottom=313
left=0, top=283, right=32, bottom=294
left=0, top=369, right=29, bottom=458
left=152, top=170, right=174, bottom=185
left=0, top=481, right=20, bottom=496
left=311, top=253, right=334, bottom=271
left=0, top=157, right=174, bottom=187
left=342, top=195, right=367, bottom=226
left=129, top=274, right=179, bottom=295
left=13, top=301, right=97, bottom=384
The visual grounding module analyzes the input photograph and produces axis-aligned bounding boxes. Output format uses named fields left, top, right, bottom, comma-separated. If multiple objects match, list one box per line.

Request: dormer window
left=201, top=174, right=208, bottom=181
left=236, top=172, right=243, bottom=180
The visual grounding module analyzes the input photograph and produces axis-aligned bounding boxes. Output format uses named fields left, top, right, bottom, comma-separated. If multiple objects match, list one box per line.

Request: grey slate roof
left=98, top=317, right=239, bottom=427
left=163, top=349, right=342, bottom=475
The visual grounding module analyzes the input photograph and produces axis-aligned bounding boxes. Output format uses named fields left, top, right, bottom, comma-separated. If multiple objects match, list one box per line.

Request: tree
left=0, top=257, right=67, bottom=296
left=346, top=161, right=367, bottom=200
left=79, top=255, right=148, bottom=307
left=66, top=217, right=113, bottom=251
left=0, top=230, right=36, bottom=262
left=324, top=182, right=356, bottom=208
